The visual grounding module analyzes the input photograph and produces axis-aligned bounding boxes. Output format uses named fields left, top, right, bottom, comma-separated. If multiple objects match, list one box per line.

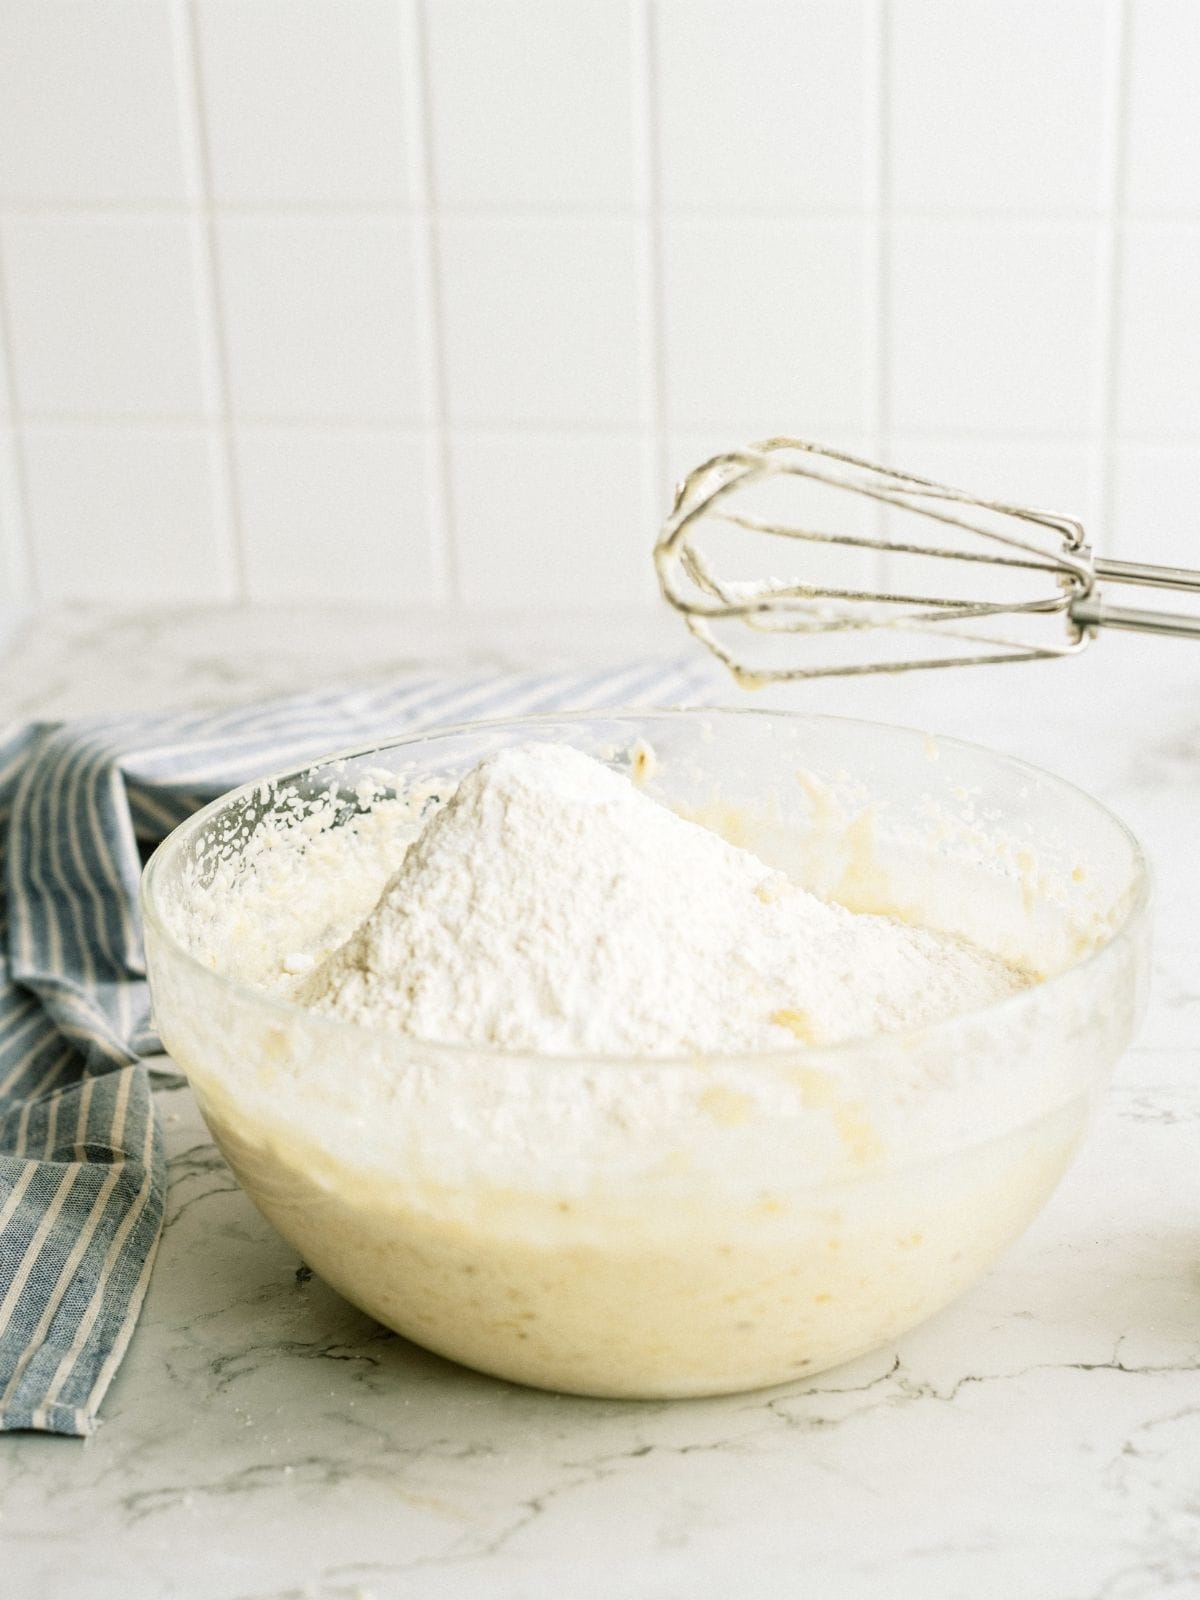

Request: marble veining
left=2, top=606, right=1199, bottom=1600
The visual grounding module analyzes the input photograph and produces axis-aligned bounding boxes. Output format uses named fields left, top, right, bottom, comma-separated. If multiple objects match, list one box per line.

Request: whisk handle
left=1093, top=556, right=1200, bottom=593
left=1072, top=596, right=1200, bottom=639
left=1076, top=556, right=1200, bottom=639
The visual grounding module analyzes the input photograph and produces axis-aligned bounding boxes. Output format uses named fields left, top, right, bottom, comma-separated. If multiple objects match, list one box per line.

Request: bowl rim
left=139, top=704, right=1151, bottom=1070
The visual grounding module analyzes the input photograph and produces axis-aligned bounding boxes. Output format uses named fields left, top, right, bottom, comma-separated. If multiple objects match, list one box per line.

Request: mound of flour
left=297, top=743, right=1024, bottom=1055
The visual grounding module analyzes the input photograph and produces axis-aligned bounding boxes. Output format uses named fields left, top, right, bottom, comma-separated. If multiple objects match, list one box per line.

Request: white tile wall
left=235, top=426, right=441, bottom=602
left=194, top=0, right=413, bottom=205
left=0, top=319, right=10, bottom=420
left=439, top=219, right=643, bottom=425
left=0, top=423, right=28, bottom=620
left=216, top=216, right=429, bottom=421
left=888, top=1, right=1113, bottom=212
left=426, top=0, right=635, bottom=209
left=655, top=3, right=869, bottom=211
left=453, top=431, right=654, bottom=607
left=1125, top=0, right=1200, bottom=213
left=1111, top=442, right=1200, bottom=567
left=888, top=222, right=1105, bottom=435
left=1116, top=223, right=1200, bottom=435
left=0, top=0, right=1196, bottom=615
left=21, top=425, right=233, bottom=601
left=0, top=1, right=190, bottom=203
left=2, top=216, right=212, bottom=417
left=661, top=220, right=869, bottom=434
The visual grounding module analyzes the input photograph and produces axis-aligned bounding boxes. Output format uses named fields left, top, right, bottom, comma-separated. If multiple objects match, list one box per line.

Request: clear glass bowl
left=142, top=709, right=1150, bottom=1399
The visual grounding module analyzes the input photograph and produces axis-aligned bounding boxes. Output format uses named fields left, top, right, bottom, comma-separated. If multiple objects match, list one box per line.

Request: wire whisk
left=655, top=438, right=1200, bottom=682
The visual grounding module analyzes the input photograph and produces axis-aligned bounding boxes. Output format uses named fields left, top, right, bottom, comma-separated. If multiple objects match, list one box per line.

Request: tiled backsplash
left=0, top=0, right=1197, bottom=613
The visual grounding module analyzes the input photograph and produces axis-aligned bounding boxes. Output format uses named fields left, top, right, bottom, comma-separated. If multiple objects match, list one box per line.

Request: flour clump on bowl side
left=297, top=742, right=1025, bottom=1055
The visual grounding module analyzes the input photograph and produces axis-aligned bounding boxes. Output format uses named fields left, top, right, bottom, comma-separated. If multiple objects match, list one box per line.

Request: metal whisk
left=655, top=438, right=1200, bottom=682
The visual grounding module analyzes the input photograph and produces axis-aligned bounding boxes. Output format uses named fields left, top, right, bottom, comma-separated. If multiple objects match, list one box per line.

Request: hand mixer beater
left=655, top=438, right=1200, bottom=682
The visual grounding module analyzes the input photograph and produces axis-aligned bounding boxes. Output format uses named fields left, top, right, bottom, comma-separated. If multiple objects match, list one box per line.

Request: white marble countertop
left=2, top=605, right=1199, bottom=1600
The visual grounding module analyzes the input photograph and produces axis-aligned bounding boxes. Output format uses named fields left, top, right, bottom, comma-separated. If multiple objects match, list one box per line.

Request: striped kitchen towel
left=0, top=656, right=714, bottom=1435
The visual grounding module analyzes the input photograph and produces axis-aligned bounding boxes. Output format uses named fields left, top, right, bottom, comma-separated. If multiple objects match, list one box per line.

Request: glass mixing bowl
left=141, top=709, right=1150, bottom=1400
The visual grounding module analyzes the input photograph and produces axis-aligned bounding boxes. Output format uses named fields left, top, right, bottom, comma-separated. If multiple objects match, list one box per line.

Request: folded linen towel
left=0, top=657, right=711, bottom=1435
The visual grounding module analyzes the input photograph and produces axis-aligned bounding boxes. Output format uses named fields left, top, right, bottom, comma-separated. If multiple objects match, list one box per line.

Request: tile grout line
left=862, top=0, right=883, bottom=457
left=177, top=0, right=246, bottom=599
left=7, top=198, right=1200, bottom=224
left=870, top=0, right=892, bottom=574
left=1096, top=0, right=1133, bottom=556
left=11, top=413, right=1200, bottom=444
left=407, top=0, right=459, bottom=605
left=0, top=231, right=40, bottom=601
left=633, top=0, right=671, bottom=542
left=13, top=413, right=435, bottom=430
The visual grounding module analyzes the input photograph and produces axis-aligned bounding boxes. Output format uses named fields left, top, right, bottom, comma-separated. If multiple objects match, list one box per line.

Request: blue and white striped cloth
left=0, top=657, right=712, bottom=1435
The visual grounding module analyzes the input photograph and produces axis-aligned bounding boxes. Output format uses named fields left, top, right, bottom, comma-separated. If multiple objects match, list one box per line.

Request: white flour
left=298, top=742, right=1025, bottom=1055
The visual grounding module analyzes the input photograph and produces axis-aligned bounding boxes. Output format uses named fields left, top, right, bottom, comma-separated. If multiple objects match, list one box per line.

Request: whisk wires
left=655, top=438, right=1096, bottom=682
